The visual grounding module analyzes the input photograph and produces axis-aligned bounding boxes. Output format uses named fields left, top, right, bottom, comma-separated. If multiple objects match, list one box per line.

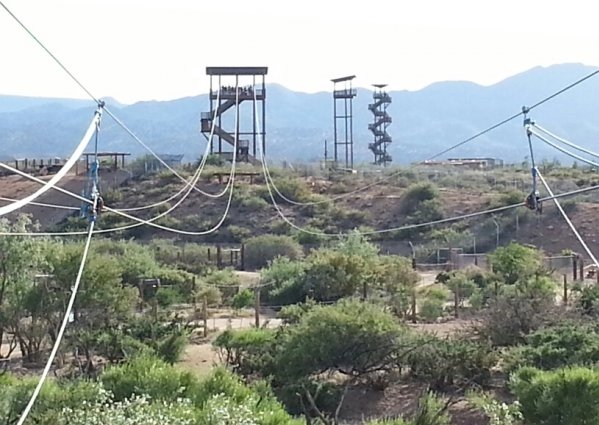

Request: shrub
left=58, top=393, right=196, bottom=425
left=0, top=377, right=106, bottom=424
left=155, top=287, right=184, bottom=308
left=578, top=285, right=599, bottom=315
left=156, top=332, right=189, bottom=364
left=400, top=182, right=439, bottom=215
left=244, top=234, right=303, bottom=269
left=511, top=366, right=599, bottom=425
left=407, top=337, right=497, bottom=390
left=101, top=355, right=197, bottom=402
left=419, top=286, right=449, bottom=321
left=232, top=289, right=255, bottom=311
left=508, top=324, right=599, bottom=371
left=420, top=298, right=445, bottom=321
left=213, top=329, right=277, bottom=377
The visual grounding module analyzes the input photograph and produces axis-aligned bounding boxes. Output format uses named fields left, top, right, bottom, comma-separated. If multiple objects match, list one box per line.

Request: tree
left=301, top=249, right=373, bottom=302
left=0, top=216, right=49, bottom=360
left=488, top=243, right=544, bottom=286
left=275, top=301, right=408, bottom=424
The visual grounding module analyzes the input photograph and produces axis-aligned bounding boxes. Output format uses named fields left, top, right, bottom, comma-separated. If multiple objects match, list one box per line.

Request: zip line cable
left=114, top=88, right=228, bottom=211
left=13, top=192, right=97, bottom=425
left=529, top=128, right=599, bottom=169
left=4, top=0, right=599, bottom=210
left=0, top=107, right=102, bottom=217
left=536, top=169, right=599, bottom=267
left=0, top=0, right=229, bottom=203
left=0, top=90, right=241, bottom=236
left=3, top=155, right=599, bottom=237
left=103, top=107, right=232, bottom=200
left=0, top=196, right=79, bottom=210
left=4, top=88, right=224, bottom=216
left=251, top=85, right=531, bottom=237
left=261, top=69, right=599, bottom=207
left=0, top=1, right=100, bottom=104
left=532, top=123, right=599, bottom=160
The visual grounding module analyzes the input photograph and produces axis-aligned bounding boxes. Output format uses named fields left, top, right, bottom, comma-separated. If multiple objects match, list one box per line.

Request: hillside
left=1, top=63, right=599, bottom=164
left=3, top=163, right=599, bottom=263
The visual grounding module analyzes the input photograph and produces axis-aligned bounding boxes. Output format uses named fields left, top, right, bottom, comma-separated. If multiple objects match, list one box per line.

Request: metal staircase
left=368, top=85, right=392, bottom=165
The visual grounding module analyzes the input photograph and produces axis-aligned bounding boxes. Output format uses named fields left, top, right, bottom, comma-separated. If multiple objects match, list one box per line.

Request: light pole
left=491, top=217, right=500, bottom=248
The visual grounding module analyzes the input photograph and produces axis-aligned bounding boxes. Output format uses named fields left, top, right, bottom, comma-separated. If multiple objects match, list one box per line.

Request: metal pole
left=492, top=217, right=500, bottom=248
left=333, top=83, right=338, bottom=165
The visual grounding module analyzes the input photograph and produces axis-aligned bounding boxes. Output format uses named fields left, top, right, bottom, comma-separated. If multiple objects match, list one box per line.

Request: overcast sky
left=1, top=0, right=598, bottom=104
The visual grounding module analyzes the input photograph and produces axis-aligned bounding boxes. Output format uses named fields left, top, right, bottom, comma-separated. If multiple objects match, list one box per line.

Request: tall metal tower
left=368, top=84, right=392, bottom=166
left=332, top=75, right=357, bottom=169
left=200, top=67, right=268, bottom=164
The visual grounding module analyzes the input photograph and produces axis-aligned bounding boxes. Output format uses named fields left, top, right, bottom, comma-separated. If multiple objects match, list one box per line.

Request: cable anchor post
left=523, top=106, right=540, bottom=213
left=85, top=100, right=106, bottom=224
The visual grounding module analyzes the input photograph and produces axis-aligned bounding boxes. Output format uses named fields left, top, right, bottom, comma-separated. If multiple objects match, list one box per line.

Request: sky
left=1, top=0, right=598, bottom=104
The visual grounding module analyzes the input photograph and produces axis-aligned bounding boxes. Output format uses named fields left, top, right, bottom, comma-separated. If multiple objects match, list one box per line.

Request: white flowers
left=60, top=391, right=195, bottom=425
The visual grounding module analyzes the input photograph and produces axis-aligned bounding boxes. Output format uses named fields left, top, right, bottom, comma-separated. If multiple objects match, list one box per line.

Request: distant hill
left=1, top=63, right=598, bottom=164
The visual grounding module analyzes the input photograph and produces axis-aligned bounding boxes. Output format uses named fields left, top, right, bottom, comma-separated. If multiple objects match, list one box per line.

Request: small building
left=420, top=157, right=502, bottom=170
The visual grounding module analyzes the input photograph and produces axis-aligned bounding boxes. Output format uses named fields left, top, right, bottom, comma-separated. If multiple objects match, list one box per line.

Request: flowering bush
left=59, top=392, right=195, bottom=425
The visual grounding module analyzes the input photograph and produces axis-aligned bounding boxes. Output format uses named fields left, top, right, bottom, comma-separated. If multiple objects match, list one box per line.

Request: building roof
left=331, top=75, right=356, bottom=83
left=206, top=67, right=268, bottom=76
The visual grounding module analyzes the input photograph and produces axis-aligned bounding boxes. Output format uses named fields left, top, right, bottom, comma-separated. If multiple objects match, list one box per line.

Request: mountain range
left=1, top=63, right=599, bottom=165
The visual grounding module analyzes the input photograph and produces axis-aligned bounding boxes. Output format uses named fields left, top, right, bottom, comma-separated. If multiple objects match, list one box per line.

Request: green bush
left=511, top=366, right=599, bottom=425
left=156, top=332, right=189, bottom=364
left=101, top=354, right=197, bottom=402
left=400, top=182, right=439, bottom=215
left=420, top=298, right=445, bottom=321
left=232, top=289, right=255, bottom=310
left=578, top=285, right=599, bottom=315
left=155, top=287, right=184, bottom=308
left=508, top=324, right=599, bottom=371
left=213, top=329, right=277, bottom=377
left=407, top=337, right=496, bottom=390
left=244, top=234, right=303, bottom=269
left=0, top=376, right=106, bottom=424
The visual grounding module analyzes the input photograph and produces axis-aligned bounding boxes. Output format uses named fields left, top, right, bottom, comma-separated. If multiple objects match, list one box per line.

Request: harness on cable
left=81, top=101, right=105, bottom=222
left=522, top=106, right=542, bottom=214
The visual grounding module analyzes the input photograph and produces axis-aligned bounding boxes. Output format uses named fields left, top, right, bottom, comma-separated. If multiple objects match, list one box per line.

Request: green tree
left=489, top=243, right=544, bottom=286
left=0, top=216, right=48, bottom=359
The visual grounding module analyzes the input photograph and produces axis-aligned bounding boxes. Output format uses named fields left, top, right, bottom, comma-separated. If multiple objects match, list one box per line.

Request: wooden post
left=254, top=288, right=260, bottom=328
left=411, top=289, right=417, bottom=323
left=563, top=274, right=568, bottom=306
left=454, top=280, right=459, bottom=318
left=203, top=296, right=208, bottom=338
left=230, top=249, right=234, bottom=266
left=362, top=281, right=367, bottom=301
left=580, top=258, right=585, bottom=281
left=207, top=248, right=211, bottom=262
left=240, top=244, right=245, bottom=271
left=573, top=256, right=578, bottom=281
left=192, top=276, right=197, bottom=311
left=217, top=245, right=222, bottom=269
